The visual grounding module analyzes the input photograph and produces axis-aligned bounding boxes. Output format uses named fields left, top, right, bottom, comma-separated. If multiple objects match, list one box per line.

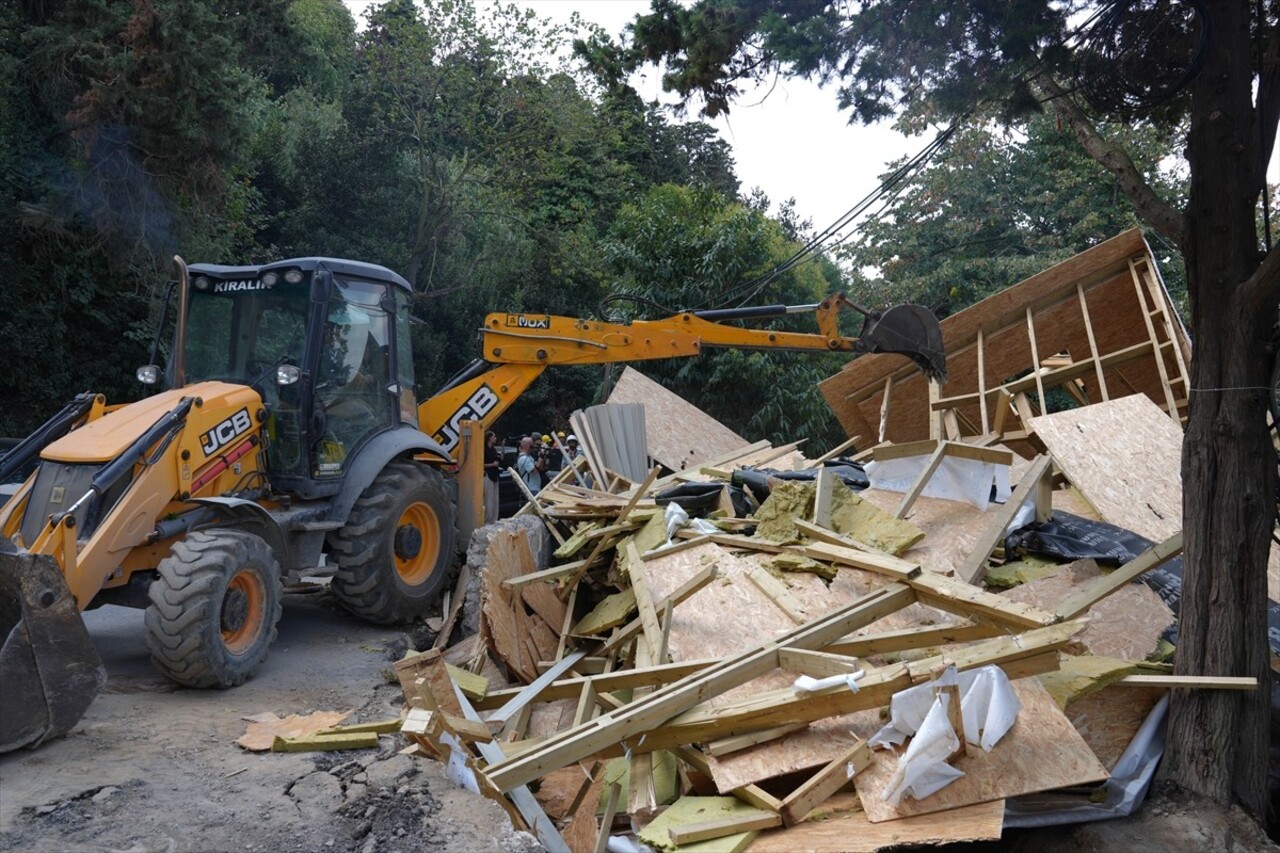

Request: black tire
left=145, top=529, right=283, bottom=688
left=327, top=461, right=457, bottom=625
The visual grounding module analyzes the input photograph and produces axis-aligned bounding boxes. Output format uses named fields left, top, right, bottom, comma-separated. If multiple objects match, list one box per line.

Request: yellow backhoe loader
left=0, top=256, right=945, bottom=751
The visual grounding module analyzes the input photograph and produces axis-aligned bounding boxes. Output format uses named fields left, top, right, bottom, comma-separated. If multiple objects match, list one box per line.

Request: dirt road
left=0, top=590, right=536, bottom=853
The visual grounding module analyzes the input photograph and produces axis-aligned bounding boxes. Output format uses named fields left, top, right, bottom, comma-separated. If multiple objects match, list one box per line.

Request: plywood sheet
left=606, top=366, right=749, bottom=472
left=561, top=773, right=606, bottom=853
left=481, top=528, right=557, bottom=683
left=1003, top=559, right=1174, bottom=661
left=747, top=796, right=1004, bottom=852
left=1027, top=393, right=1280, bottom=600
left=1065, top=684, right=1166, bottom=771
left=854, top=678, right=1108, bottom=821
left=856, top=488, right=993, bottom=579
left=1027, top=394, right=1183, bottom=540
left=647, top=546, right=946, bottom=792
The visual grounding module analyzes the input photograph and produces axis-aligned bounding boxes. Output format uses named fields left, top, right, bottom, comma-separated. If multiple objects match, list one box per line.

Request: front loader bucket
left=0, top=548, right=105, bottom=752
left=858, top=304, right=948, bottom=383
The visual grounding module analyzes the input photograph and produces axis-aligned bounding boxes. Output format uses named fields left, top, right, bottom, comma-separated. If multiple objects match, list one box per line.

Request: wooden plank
left=593, top=783, right=621, bottom=853
left=813, top=434, right=860, bottom=465
left=677, top=746, right=784, bottom=814
left=478, top=660, right=713, bottom=710
left=955, top=454, right=1053, bottom=584
left=976, top=328, right=989, bottom=431
left=797, top=541, right=920, bottom=581
left=745, top=566, right=806, bottom=624
left=894, top=442, right=948, bottom=518
left=1025, top=307, right=1047, bottom=408
left=706, top=724, right=809, bottom=757
left=507, top=465, right=567, bottom=545
left=779, top=740, right=872, bottom=826
left=669, top=810, right=782, bottom=845
left=1077, top=282, right=1109, bottom=401
left=776, top=648, right=862, bottom=678
left=270, top=732, right=379, bottom=752
left=911, top=567, right=1058, bottom=629
left=486, top=651, right=587, bottom=727
left=812, top=467, right=834, bottom=529
left=1129, top=259, right=1180, bottom=418
left=484, top=583, right=917, bottom=792
left=626, top=542, right=666, bottom=660
left=1117, top=675, right=1257, bottom=690
left=853, top=678, right=1106, bottom=822
left=822, top=621, right=1002, bottom=657
left=1054, top=531, right=1184, bottom=619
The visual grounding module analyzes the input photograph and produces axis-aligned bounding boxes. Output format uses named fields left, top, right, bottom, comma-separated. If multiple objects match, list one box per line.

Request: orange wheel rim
left=221, top=569, right=265, bottom=655
left=393, top=501, right=440, bottom=586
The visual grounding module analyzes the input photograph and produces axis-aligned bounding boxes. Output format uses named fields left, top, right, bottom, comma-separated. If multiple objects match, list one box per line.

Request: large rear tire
left=327, top=461, right=457, bottom=625
left=145, top=530, right=283, bottom=688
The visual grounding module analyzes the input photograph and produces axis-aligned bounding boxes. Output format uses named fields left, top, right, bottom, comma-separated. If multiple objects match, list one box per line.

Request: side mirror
left=136, top=365, right=161, bottom=385
left=311, top=269, right=332, bottom=304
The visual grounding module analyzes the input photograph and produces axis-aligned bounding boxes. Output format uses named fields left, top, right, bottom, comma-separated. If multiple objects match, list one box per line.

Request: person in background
left=565, top=434, right=581, bottom=460
left=483, top=430, right=501, bottom=522
left=517, top=435, right=544, bottom=493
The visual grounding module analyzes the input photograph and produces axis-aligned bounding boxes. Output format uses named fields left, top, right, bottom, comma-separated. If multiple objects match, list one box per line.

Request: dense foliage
left=0, top=0, right=755, bottom=440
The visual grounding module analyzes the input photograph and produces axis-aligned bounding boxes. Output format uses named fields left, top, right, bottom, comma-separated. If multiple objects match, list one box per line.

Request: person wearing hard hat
left=565, top=434, right=580, bottom=460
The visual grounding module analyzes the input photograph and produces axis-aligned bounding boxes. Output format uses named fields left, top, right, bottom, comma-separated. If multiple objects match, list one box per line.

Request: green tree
left=623, top=0, right=1279, bottom=820
left=603, top=183, right=846, bottom=447
left=844, top=113, right=1187, bottom=317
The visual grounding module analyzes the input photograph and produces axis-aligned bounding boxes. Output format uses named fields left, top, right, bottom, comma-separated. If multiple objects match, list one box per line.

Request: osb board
left=747, top=796, right=1004, bottom=852
left=534, top=764, right=597, bottom=820
left=1027, top=393, right=1280, bottom=601
left=856, top=487, right=992, bottom=578
left=527, top=697, right=580, bottom=740
left=480, top=528, right=560, bottom=682
left=562, top=773, right=606, bottom=853
left=606, top=366, right=749, bottom=472
left=1003, top=559, right=1174, bottom=661
left=1065, top=684, right=1166, bottom=771
left=1027, top=394, right=1183, bottom=541
left=820, top=229, right=1184, bottom=442
left=237, top=711, right=350, bottom=751
left=643, top=538, right=980, bottom=794
left=854, top=678, right=1108, bottom=821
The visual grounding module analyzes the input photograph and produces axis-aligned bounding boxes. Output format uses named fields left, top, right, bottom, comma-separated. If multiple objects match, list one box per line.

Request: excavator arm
left=418, top=294, right=945, bottom=453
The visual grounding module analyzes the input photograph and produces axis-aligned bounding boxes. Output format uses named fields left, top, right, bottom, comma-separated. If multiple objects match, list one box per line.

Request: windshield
left=183, top=281, right=310, bottom=385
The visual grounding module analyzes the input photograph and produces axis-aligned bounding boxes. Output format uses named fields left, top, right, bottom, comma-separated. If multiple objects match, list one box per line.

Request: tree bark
left=1158, top=0, right=1277, bottom=823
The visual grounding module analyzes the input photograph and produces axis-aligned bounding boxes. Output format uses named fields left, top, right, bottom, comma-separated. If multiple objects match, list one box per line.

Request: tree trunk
left=1159, top=0, right=1277, bottom=824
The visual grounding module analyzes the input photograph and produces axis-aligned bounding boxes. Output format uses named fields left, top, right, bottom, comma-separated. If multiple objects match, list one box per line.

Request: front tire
left=145, top=530, right=283, bottom=688
left=327, top=461, right=457, bottom=625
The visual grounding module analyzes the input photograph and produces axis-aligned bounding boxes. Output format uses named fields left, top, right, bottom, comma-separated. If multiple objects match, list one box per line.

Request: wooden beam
left=676, top=746, right=784, bottom=813
left=745, top=566, right=806, bottom=624
left=1025, top=307, right=1047, bottom=409
left=706, top=723, right=808, bottom=757
left=484, top=583, right=917, bottom=792
left=894, top=442, right=948, bottom=518
left=779, top=740, right=872, bottom=826
left=1128, top=259, right=1180, bottom=418
left=1117, top=674, right=1256, bottom=690
left=507, top=466, right=567, bottom=546
left=976, top=327, right=990, bottom=432
left=955, top=454, right=1053, bottom=584
left=814, top=434, right=861, bottom=465
left=486, top=651, right=587, bottom=727
left=796, top=540, right=921, bottom=581
left=1055, top=531, right=1184, bottom=619
left=812, top=467, right=835, bottom=529
left=822, top=621, right=1003, bottom=658
left=668, top=810, right=782, bottom=845
left=626, top=542, right=666, bottom=661
left=777, top=647, right=863, bottom=678
left=594, top=783, right=621, bottom=853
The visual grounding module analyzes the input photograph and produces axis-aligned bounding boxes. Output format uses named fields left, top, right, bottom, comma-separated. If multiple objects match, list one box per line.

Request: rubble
left=381, top=236, right=1267, bottom=851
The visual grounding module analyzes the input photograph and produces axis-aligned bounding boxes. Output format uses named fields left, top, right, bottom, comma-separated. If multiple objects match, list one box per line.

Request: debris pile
left=386, top=231, right=1269, bottom=852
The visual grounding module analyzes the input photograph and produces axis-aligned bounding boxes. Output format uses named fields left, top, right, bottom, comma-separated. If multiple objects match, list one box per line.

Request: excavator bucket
left=0, top=547, right=105, bottom=752
left=857, top=304, right=948, bottom=383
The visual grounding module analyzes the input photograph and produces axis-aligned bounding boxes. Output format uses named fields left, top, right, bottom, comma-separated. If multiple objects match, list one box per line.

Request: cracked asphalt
left=0, top=590, right=537, bottom=853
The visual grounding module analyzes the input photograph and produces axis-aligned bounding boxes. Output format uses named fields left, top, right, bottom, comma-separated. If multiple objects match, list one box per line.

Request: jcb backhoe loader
left=0, top=256, right=945, bottom=752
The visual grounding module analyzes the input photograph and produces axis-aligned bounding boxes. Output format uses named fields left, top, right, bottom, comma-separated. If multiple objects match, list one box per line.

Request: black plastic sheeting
left=1006, top=511, right=1280, bottom=656
left=730, top=459, right=870, bottom=505
left=653, top=482, right=757, bottom=519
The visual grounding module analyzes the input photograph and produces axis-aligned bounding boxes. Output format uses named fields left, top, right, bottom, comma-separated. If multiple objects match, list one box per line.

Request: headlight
left=283, top=269, right=304, bottom=284
left=261, top=272, right=280, bottom=286
left=193, top=276, right=211, bottom=291
left=136, top=365, right=160, bottom=385
left=276, top=364, right=302, bottom=386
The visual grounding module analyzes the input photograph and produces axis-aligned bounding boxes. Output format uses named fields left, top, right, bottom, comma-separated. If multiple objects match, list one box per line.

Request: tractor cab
left=146, top=258, right=419, bottom=499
